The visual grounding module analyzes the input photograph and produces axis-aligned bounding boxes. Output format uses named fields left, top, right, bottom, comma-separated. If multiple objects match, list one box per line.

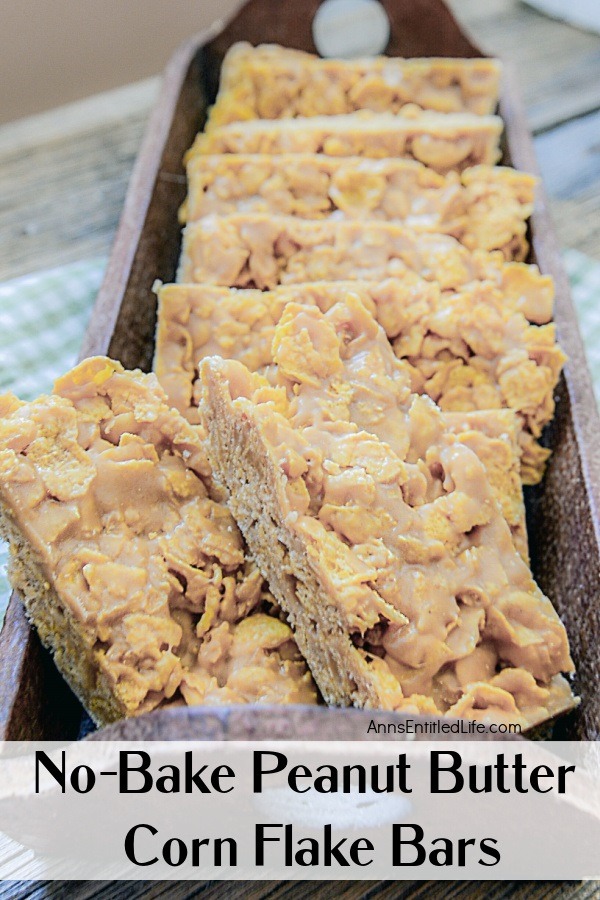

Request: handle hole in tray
left=312, top=0, right=391, bottom=57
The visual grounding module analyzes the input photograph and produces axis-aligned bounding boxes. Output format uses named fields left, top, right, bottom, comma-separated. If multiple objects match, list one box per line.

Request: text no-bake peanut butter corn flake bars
left=0, top=359, right=316, bottom=726
left=207, top=43, right=502, bottom=126
left=181, top=156, right=534, bottom=261
left=199, top=298, right=578, bottom=730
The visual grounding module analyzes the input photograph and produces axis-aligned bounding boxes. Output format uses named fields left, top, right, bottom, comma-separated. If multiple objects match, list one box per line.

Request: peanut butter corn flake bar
left=153, top=280, right=539, bottom=524
left=208, top=43, right=501, bottom=126
left=182, top=156, right=533, bottom=261
left=186, top=110, right=502, bottom=174
left=199, top=298, right=577, bottom=730
left=177, top=215, right=554, bottom=327
left=0, top=358, right=316, bottom=725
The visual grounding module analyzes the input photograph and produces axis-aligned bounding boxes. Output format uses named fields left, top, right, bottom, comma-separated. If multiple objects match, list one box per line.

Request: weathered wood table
left=0, top=0, right=599, bottom=285
left=0, top=0, right=598, bottom=897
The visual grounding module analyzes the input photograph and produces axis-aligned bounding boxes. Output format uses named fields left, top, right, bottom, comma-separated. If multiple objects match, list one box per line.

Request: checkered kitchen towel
left=0, top=249, right=599, bottom=625
left=0, top=257, right=106, bottom=619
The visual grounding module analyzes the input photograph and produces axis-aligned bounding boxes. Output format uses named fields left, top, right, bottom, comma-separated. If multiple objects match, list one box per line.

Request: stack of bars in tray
left=0, top=42, right=578, bottom=730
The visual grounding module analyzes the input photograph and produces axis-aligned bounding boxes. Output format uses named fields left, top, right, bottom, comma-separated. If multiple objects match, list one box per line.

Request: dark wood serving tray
left=0, top=0, right=598, bottom=742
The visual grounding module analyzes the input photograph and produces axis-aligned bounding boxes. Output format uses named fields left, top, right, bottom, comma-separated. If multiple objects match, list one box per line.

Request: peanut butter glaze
left=177, top=216, right=554, bottom=323
left=200, top=299, right=577, bottom=728
left=207, top=43, right=501, bottom=127
left=0, top=359, right=316, bottom=718
left=154, top=276, right=562, bottom=484
left=154, top=282, right=529, bottom=553
left=186, top=109, right=502, bottom=174
left=183, top=156, right=533, bottom=261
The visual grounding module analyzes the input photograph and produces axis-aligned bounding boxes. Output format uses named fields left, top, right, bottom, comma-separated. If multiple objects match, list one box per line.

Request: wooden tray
left=0, top=0, right=598, bottom=742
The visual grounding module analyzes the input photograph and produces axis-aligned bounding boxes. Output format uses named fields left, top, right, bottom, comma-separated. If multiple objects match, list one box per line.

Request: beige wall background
left=0, top=0, right=244, bottom=125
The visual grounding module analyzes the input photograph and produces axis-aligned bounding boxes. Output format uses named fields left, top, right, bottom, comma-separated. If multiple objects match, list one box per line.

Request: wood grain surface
left=447, top=0, right=600, bottom=132
left=0, top=0, right=599, bottom=281
left=0, top=880, right=596, bottom=900
left=0, top=80, right=159, bottom=282
left=0, top=880, right=597, bottom=900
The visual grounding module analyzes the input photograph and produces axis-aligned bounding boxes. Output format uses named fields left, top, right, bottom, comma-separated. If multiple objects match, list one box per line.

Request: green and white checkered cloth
left=0, top=257, right=106, bottom=618
left=0, top=249, right=599, bottom=626
left=563, top=249, right=600, bottom=383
